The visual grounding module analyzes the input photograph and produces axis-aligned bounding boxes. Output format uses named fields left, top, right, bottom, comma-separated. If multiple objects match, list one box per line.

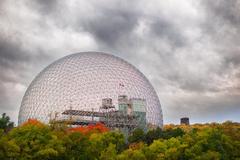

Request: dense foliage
left=0, top=115, right=239, bottom=160
left=0, top=113, right=14, bottom=133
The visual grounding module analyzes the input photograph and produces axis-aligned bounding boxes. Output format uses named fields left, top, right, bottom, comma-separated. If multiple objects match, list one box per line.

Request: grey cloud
left=81, top=8, right=140, bottom=48
left=26, top=0, right=59, bottom=15
left=0, top=0, right=6, bottom=10
left=0, top=37, right=30, bottom=68
left=0, top=34, right=50, bottom=76
left=222, top=51, right=240, bottom=68
left=201, top=0, right=240, bottom=55
left=202, top=0, right=240, bottom=26
left=151, top=0, right=239, bottom=95
left=150, top=19, right=186, bottom=47
left=26, top=0, right=141, bottom=49
left=199, top=0, right=240, bottom=95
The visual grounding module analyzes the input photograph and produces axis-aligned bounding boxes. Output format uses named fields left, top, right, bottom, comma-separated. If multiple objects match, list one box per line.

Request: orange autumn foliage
left=68, top=123, right=109, bottom=134
left=21, top=118, right=44, bottom=127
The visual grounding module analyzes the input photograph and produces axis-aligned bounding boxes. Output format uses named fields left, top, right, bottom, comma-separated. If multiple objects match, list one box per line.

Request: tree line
left=0, top=113, right=240, bottom=160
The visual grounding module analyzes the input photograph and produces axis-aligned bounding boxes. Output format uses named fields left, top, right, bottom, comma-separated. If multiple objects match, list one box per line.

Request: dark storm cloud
left=202, top=0, right=240, bottom=26
left=0, top=34, right=50, bottom=76
left=222, top=50, right=240, bottom=68
left=201, top=0, right=240, bottom=67
left=198, top=0, right=240, bottom=96
left=26, top=0, right=59, bottom=15
left=80, top=8, right=186, bottom=51
left=81, top=8, right=139, bottom=47
left=0, top=37, right=30, bottom=68
left=200, top=0, right=240, bottom=41
left=150, top=19, right=186, bottom=47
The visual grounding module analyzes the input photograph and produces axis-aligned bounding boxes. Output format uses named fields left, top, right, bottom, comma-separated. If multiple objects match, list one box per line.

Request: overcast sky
left=0, top=0, right=240, bottom=124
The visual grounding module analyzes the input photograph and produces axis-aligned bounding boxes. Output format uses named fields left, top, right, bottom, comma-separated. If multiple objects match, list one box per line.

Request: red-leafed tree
left=68, top=123, right=109, bottom=134
left=21, top=118, right=44, bottom=127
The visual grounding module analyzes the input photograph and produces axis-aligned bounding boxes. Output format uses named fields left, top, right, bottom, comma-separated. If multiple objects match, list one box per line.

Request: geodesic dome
left=18, top=52, right=163, bottom=126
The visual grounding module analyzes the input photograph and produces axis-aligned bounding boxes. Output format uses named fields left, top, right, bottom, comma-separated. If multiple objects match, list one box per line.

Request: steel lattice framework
left=18, top=52, right=163, bottom=127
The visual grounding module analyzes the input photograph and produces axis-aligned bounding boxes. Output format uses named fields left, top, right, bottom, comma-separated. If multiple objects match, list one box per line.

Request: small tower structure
left=180, top=117, right=190, bottom=125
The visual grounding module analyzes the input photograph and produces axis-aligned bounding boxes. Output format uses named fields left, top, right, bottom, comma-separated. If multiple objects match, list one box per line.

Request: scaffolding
left=61, top=109, right=139, bottom=132
left=51, top=96, right=147, bottom=135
